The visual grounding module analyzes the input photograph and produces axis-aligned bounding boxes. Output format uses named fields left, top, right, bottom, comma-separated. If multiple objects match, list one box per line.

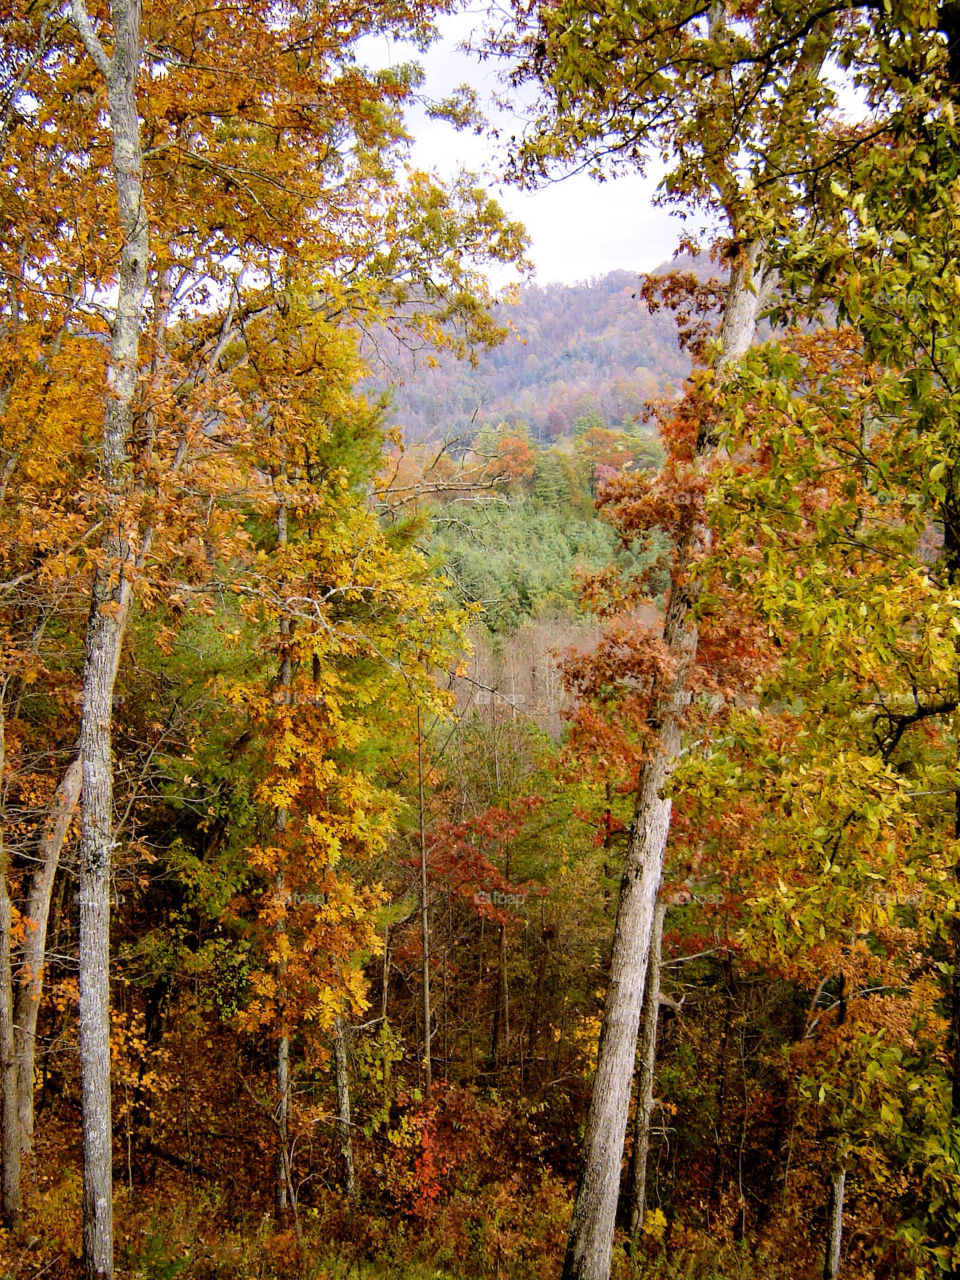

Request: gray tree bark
left=627, top=897, right=666, bottom=1244
left=69, top=3, right=148, bottom=1276
left=490, top=921, right=509, bottom=1070
left=332, top=1014, right=356, bottom=1198
left=823, top=1165, right=846, bottom=1280
left=560, top=249, right=765, bottom=1280
left=14, top=757, right=82, bottom=1154
left=417, top=708, right=432, bottom=1093
left=273, top=504, right=292, bottom=1219
left=275, top=1031, right=291, bottom=1216
left=0, top=695, right=21, bottom=1226
left=0, top=877, right=20, bottom=1228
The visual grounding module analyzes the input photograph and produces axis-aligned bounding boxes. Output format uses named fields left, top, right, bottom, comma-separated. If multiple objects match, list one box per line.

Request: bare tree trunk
left=442, top=948, right=449, bottom=1079
left=560, top=249, right=764, bottom=1280
left=417, top=708, right=432, bottom=1093
left=823, top=1165, right=846, bottom=1280
left=0, top=873, right=20, bottom=1228
left=524, top=907, right=550, bottom=1081
left=559, top=663, right=687, bottom=1280
left=492, top=842, right=512, bottom=1072
left=78, top=586, right=133, bottom=1280
left=0, top=694, right=21, bottom=1226
left=69, top=4, right=148, bottom=1275
left=381, top=926, right=392, bottom=1022
left=627, top=898, right=666, bottom=1244
left=14, top=757, right=81, bottom=1154
left=274, top=507, right=292, bottom=1218
left=490, top=922, right=509, bottom=1071
left=332, top=1015, right=356, bottom=1198
left=275, top=1031, right=290, bottom=1216
left=707, top=967, right=734, bottom=1219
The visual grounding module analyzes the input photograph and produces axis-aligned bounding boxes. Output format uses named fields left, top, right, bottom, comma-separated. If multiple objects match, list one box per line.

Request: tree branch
left=69, top=0, right=111, bottom=78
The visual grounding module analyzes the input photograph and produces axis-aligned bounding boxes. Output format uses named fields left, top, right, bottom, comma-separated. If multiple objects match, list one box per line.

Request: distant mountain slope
left=371, top=269, right=691, bottom=443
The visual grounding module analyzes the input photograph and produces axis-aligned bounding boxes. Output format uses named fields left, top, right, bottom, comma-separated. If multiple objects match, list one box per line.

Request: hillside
left=371, top=268, right=691, bottom=442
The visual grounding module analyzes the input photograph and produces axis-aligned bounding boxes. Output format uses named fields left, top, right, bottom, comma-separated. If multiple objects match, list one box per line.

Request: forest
left=2, top=3, right=960, bottom=1280
left=367, top=270, right=691, bottom=443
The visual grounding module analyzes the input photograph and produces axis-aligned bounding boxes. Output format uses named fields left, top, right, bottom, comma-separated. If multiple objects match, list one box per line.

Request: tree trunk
left=559, top=674, right=686, bottom=1280
left=524, top=908, right=550, bottom=1084
left=952, top=916, right=960, bottom=1120
left=78, top=584, right=133, bottom=1280
left=0, top=872, right=20, bottom=1229
left=823, top=1165, right=846, bottom=1280
left=707, top=968, right=734, bottom=1218
left=332, top=1015, right=356, bottom=1198
left=14, top=756, right=82, bottom=1154
left=381, top=926, right=392, bottom=1022
left=490, top=921, right=511, bottom=1071
left=273, top=506, right=293, bottom=1219
left=0, top=696, right=21, bottom=1226
left=627, top=898, right=666, bottom=1245
left=69, top=3, right=148, bottom=1274
left=560, top=248, right=764, bottom=1280
left=417, top=708, right=432, bottom=1093
left=275, top=1030, right=291, bottom=1217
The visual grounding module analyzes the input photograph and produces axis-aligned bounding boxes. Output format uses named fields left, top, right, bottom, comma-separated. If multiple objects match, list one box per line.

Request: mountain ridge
left=372, top=267, right=693, bottom=443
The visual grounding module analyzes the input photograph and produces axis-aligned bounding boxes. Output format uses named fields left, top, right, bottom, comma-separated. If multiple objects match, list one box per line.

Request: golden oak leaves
left=0, top=0, right=522, bottom=610
left=3, top=0, right=443, bottom=288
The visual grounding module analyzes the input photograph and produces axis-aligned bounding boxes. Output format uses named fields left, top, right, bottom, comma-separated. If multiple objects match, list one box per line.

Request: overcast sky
left=360, top=9, right=684, bottom=289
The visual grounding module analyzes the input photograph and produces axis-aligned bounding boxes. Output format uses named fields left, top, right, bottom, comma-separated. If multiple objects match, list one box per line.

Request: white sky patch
left=358, top=9, right=681, bottom=288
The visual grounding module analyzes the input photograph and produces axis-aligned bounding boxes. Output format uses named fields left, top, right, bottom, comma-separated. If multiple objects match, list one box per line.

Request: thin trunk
left=524, top=906, right=550, bottom=1081
left=950, top=659, right=960, bottom=1121
left=627, top=898, right=666, bottom=1245
left=560, top=248, right=764, bottom=1280
left=37, top=872, right=70, bottom=1121
left=0, top=876, right=20, bottom=1229
left=707, top=970, right=734, bottom=1217
left=332, top=1015, right=356, bottom=1198
left=442, top=950, right=449, bottom=1078
left=942, top=486, right=960, bottom=1267
left=939, top=0, right=960, bottom=1140
left=274, top=505, right=292, bottom=1218
left=78, top=578, right=132, bottom=1280
left=14, top=757, right=82, bottom=1154
left=275, top=1032, right=291, bottom=1217
left=0, top=694, right=21, bottom=1226
left=417, top=708, right=432, bottom=1093
left=70, top=3, right=148, bottom=1276
left=822, top=1165, right=846, bottom=1280
left=381, top=925, right=392, bottom=1022
left=602, top=784, right=614, bottom=917
left=490, top=922, right=509, bottom=1070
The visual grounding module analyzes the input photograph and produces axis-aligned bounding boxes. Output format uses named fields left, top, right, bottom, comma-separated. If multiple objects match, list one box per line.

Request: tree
left=1, top=1, right=525, bottom=1270
left=491, top=2, right=960, bottom=1274
left=66, top=4, right=149, bottom=1271
left=497, top=13, right=831, bottom=1277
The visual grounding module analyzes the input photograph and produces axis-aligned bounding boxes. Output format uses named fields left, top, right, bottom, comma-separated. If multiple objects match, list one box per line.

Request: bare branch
left=69, top=0, right=111, bottom=78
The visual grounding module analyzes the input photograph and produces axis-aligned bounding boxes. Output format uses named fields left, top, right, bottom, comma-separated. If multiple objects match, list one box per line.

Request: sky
left=359, top=9, right=683, bottom=288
